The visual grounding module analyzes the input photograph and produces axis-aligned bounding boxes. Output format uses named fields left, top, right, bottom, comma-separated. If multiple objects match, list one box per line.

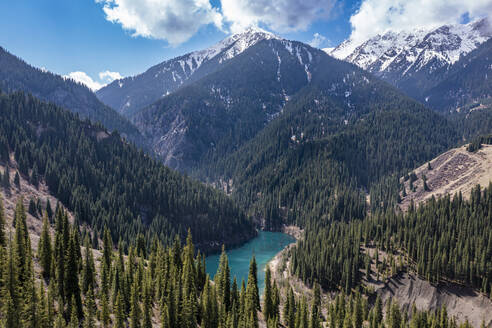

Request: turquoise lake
left=205, top=231, right=295, bottom=293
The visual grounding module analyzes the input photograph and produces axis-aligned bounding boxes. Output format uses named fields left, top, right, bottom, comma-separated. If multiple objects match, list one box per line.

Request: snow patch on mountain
left=328, top=18, right=491, bottom=74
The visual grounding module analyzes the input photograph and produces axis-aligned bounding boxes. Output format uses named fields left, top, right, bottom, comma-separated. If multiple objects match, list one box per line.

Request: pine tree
left=46, top=199, right=53, bottom=220
left=263, top=265, right=274, bottom=320
left=69, top=296, right=79, bottom=328
left=310, top=283, right=321, bottom=328
left=143, top=273, right=153, bottom=328
left=101, top=293, right=111, bottom=328
left=102, top=227, right=112, bottom=297
left=83, top=288, right=96, bottom=328
left=130, top=279, right=141, bottom=328
left=215, top=245, right=231, bottom=311
left=245, top=257, right=259, bottom=328
left=286, top=288, right=295, bottom=328
left=38, top=214, right=52, bottom=280
left=2, top=165, right=10, bottom=192
left=115, top=291, right=126, bottom=328
left=353, top=293, right=363, bottom=328
left=374, top=295, right=383, bottom=325
left=65, top=230, right=82, bottom=319
left=14, top=171, right=20, bottom=189
left=81, top=236, right=95, bottom=295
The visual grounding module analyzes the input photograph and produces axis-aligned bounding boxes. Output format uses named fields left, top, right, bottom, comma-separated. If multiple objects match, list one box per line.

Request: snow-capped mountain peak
left=97, top=28, right=283, bottom=115
left=328, top=18, right=491, bottom=74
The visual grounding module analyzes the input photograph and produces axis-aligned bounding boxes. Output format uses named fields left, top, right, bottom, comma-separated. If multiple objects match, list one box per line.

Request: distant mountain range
left=0, top=47, right=144, bottom=145
left=327, top=18, right=491, bottom=111
left=93, top=26, right=489, bottom=175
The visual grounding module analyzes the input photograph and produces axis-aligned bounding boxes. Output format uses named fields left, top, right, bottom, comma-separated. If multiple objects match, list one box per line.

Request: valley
left=0, top=6, right=491, bottom=328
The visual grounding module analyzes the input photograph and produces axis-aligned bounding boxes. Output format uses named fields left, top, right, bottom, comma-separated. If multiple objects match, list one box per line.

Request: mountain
left=96, top=27, right=281, bottom=116
left=0, top=46, right=144, bottom=144
left=328, top=18, right=491, bottom=109
left=423, top=38, right=492, bottom=111
left=131, top=34, right=324, bottom=171
left=0, top=90, right=254, bottom=251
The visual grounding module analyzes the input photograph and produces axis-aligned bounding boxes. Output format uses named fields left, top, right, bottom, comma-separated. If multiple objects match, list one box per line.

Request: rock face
left=327, top=18, right=491, bottom=110
left=127, top=33, right=331, bottom=171
left=96, top=27, right=282, bottom=117
left=377, top=272, right=492, bottom=327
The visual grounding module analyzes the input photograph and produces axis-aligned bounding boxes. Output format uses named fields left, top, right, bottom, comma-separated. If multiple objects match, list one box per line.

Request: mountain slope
left=97, top=28, right=281, bottom=116
left=423, top=38, right=492, bottom=111
left=0, top=47, right=144, bottom=144
left=0, top=90, right=254, bottom=251
left=329, top=18, right=491, bottom=109
left=132, top=37, right=323, bottom=171
left=398, top=144, right=492, bottom=210
left=200, top=54, right=460, bottom=228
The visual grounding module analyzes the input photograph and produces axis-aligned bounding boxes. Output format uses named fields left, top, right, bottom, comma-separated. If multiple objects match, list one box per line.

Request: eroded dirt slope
left=399, top=144, right=492, bottom=210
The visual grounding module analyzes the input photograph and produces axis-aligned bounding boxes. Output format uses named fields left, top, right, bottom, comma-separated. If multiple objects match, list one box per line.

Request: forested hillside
left=132, top=38, right=326, bottom=171
left=291, top=184, right=492, bottom=306
left=0, top=196, right=478, bottom=328
left=0, top=47, right=145, bottom=145
left=424, top=38, right=492, bottom=111
left=0, top=91, right=254, bottom=250
left=201, top=67, right=459, bottom=228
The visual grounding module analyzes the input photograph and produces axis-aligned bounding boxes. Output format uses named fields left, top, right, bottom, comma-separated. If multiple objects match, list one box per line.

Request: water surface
left=205, top=231, right=295, bottom=293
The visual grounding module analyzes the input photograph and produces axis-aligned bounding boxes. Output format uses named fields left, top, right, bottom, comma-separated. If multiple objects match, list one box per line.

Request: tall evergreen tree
left=38, top=214, right=52, bottom=280
left=263, top=265, right=274, bottom=321
left=215, top=245, right=231, bottom=311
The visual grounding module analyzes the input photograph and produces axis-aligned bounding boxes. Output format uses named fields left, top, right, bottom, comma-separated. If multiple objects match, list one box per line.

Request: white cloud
left=64, top=71, right=104, bottom=91
left=221, top=0, right=336, bottom=33
left=96, top=0, right=337, bottom=44
left=97, top=0, right=223, bottom=45
left=99, top=70, right=123, bottom=83
left=64, top=70, right=123, bottom=91
left=348, top=0, right=492, bottom=47
left=309, top=33, right=327, bottom=48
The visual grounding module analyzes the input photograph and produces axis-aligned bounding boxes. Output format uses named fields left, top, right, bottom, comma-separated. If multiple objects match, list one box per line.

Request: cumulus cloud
left=97, top=0, right=223, bottom=45
left=96, top=0, right=337, bottom=43
left=99, top=70, right=123, bottom=83
left=221, top=0, right=335, bottom=33
left=309, top=33, right=327, bottom=48
left=64, top=71, right=104, bottom=91
left=348, top=0, right=492, bottom=47
left=64, top=70, right=124, bottom=91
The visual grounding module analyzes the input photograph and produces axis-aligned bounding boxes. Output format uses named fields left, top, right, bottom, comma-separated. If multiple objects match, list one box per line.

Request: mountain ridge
left=0, top=46, right=145, bottom=145
left=96, top=27, right=283, bottom=116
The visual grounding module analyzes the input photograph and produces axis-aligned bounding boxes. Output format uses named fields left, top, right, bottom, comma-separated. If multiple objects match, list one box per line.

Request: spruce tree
left=263, top=265, right=274, bottom=320
left=130, top=279, right=141, bottom=328
left=38, top=214, right=52, bottom=280
left=81, top=236, right=96, bottom=295
left=215, top=245, right=231, bottom=311
left=2, top=165, right=10, bottom=192
left=65, top=230, right=82, bottom=319
left=115, top=290, right=126, bottom=328
left=14, top=171, right=20, bottom=189
left=83, top=288, right=96, bottom=328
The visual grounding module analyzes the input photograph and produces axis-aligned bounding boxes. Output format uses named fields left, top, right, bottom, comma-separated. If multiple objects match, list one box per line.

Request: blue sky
left=0, top=0, right=355, bottom=83
left=0, top=0, right=489, bottom=90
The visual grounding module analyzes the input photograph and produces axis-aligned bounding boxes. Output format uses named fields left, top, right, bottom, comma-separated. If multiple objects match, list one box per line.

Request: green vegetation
left=0, top=196, right=476, bottom=328
left=291, top=184, right=492, bottom=296
left=0, top=91, right=254, bottom=250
